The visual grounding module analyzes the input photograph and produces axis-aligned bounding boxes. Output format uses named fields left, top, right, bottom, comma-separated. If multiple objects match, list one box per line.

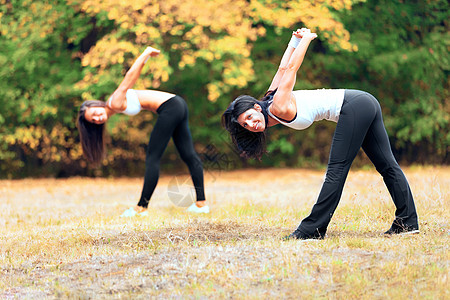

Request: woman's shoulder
left=106, top=88, right=129, bottom=111
left=106, top=94, right=121, bottom=111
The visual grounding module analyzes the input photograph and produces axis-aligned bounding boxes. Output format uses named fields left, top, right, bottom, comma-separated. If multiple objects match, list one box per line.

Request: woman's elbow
left=285, top=63, right=299, bottom=72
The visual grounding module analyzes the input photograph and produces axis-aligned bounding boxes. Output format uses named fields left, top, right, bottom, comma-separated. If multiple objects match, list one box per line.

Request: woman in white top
left=222, top=28, right=418, bottom=239
left=77, top=46, right=209, bottom=215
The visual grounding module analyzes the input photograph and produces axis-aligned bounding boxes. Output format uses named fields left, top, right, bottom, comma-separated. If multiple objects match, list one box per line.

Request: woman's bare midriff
left=135, top=90, right=176, bottom=112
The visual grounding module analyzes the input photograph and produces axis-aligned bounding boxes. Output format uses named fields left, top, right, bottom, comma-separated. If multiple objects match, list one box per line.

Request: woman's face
left=237, top=104, right=265, bottom=132
left=84, top=106, right=108, bottom=124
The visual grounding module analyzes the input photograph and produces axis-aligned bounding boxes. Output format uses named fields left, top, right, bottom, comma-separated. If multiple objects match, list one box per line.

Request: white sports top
left=107, top=89, right=142, bottom=116
left=268, top=89, right=345, bottom=130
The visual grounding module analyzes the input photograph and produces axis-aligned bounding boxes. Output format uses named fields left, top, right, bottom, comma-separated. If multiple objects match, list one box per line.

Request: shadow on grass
left=92, top=222, right=416, bottom=251
left=325, top=230, right=387, bottom=239
left=96, top=219, right=289, bottom=250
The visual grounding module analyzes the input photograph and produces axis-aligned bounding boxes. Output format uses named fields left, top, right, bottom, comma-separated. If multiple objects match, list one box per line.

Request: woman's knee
left=375, top=159, right=402, bottom=177
left=182, top=152, right=202, bottom=167
left=324, top=163, right=346, bottom=184
left=145, top=152, right=162, bottom=166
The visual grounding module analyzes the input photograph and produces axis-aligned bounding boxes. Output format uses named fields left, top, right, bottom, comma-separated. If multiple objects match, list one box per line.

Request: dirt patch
left=1, top=167, right=449, bottom=298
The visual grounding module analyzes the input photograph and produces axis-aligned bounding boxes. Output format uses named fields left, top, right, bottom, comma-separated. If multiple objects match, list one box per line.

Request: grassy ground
left=0, top=166, right=448, bottom=299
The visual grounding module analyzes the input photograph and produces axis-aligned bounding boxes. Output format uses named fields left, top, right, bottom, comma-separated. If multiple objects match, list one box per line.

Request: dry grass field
left=1, top=166, right=448, bottom=299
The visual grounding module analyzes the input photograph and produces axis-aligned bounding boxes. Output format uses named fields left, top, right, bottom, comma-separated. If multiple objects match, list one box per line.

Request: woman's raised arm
left=108, top=46, right=160, bottom=111
left=267, top=28, right=311, bottom=92
left=270, top=29, right=317, bottom=118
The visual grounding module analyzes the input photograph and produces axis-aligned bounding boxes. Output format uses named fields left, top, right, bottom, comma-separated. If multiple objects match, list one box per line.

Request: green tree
left=71, top=0, right=359, bottom=174
left=0, top=0, right=97, bottom=177
left=244, top=0, right=449, bottom=167
left=1, top=0, right=447, bottom=178
left=324, top=0, right=449, bottom=164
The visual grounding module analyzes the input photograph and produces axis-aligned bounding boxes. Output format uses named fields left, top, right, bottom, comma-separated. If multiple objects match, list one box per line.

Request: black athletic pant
left=297, top=90, right=418, bottom=238
left=137, top=95, right=205, bottom=208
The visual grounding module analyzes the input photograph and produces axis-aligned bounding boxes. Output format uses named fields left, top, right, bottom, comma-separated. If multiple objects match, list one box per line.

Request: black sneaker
left=283, top=228, right=323, bottom=241
left=384, top=220, right=419, bottom=235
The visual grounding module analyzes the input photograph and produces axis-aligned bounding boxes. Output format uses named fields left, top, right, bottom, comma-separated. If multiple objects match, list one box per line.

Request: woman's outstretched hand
left=293, top=28, right=317, bottom=40
left=144, top=46, right=160, bottom=57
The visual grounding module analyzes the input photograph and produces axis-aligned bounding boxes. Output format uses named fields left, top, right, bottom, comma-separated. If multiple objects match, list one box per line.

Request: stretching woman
left=222, top=28, right=418, bottom=239
left=77, top=46, right=209, bottom=215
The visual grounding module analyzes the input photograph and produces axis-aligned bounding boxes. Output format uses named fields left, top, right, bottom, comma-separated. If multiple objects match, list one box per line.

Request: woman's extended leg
left=171, top=97, right=206, bottom=203
left=361, top=96, right=418, bottom=234
left=136, top=99, right=185, bottom=208
left=290, top=90, right=378, bottom=239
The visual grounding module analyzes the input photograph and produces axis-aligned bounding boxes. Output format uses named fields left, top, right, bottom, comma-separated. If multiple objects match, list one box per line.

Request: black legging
left=137, top=95, right=205, bottom=208
left=296, top=90, right=418, bottom=238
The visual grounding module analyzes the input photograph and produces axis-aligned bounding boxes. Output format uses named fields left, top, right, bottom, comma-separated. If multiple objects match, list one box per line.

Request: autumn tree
left=0, top=0, right=96, bottom=177
left=71, top=0, right=359, bottom=171
left=1, top=0, right=447, bottom=178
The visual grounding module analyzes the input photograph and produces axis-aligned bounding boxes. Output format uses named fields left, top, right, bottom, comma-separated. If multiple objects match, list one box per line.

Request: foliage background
left=0, top=0, right=448, bottom=178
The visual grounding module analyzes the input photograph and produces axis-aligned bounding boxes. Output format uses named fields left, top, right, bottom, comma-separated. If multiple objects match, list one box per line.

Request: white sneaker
left=120, top=207, right=137, bottom=217
left=138, top=210, right=149, bottom=217
left=187, top=203, right=210, bottom=214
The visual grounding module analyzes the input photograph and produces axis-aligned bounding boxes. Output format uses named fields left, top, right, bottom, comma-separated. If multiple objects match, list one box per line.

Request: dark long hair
left=77, top=100, right=107, bottom=166
left=221, top=90, right=276, bottom=160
